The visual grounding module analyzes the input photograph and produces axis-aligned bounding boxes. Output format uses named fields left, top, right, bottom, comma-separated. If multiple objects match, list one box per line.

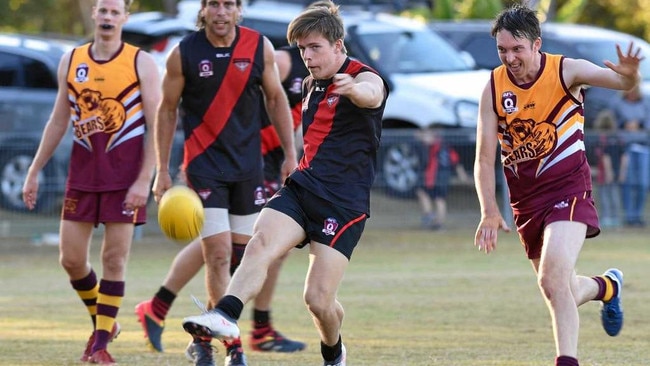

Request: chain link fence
left=2, top=128, right=648, bottom=241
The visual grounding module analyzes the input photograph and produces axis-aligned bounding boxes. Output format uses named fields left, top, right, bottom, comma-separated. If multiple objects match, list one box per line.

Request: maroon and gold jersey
left=66, top=42, right=145, bottom=191
left=491, top=53, right=592, bottom=214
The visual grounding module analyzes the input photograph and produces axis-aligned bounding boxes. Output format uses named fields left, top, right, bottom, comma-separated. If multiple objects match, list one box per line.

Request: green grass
left=1, top=227, right=649, bottom=365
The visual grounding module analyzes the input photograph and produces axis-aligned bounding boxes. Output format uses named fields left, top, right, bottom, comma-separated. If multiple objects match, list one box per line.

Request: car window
left=356, top=29, right=470, bottom=73
left=23, top=56, right=56, bottom=89
left=0, top=51, right=55, bottom=89
left=240, top=18, right=289, bottom=48
left=0, top=51, right=21, bottom=87
left=541, top=39, right=579, bottom=59
left=461, top=34, right=500, bottom=70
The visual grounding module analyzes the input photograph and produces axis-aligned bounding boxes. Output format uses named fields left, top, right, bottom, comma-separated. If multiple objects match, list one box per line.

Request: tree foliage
left=0, top=0, right=169, bottom=38
left=2, top=0, right=649, bottom=41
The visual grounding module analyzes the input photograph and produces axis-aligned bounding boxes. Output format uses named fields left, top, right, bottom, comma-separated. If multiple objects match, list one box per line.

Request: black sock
left=216, top=295, right=244, bottom=320
left=156, top=286, right=177, bottom=304
left=321, top=335, right=342, bottom=362
left=230, top=243, right=246, bottom=276
left=253, top=309, right=270, bottom=328
left=151, top=286, right=176, bottom=319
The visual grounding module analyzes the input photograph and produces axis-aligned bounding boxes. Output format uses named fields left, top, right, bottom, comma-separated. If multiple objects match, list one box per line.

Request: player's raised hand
left=604, top=41, right=644, bottom=79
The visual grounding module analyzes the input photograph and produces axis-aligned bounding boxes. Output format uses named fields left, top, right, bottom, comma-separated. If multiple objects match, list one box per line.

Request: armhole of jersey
left=65, top=48, right=79, bottom=89
left=558, top=55, right=583, bottom=106
left=258, top=34, right=265, bottom=74
left=134, top=48, right=142, bottom=84
left=179, top=39, right=188, bottom=81
left=490, top=71, right=498, bottom=116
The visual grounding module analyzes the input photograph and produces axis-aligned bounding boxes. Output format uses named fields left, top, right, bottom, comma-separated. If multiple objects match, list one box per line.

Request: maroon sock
left=592, top=276, right=607, bottom=300
left=556, top=355, right=579, bottom=366
left=71, top=269, right=98, bottom=327
left=91, top=279, right=124, bottom=354
left=152, top=286, right=176, bottom=320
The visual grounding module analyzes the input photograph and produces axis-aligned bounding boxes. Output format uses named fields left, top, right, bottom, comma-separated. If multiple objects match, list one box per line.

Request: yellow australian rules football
left=157, top=185, right=204, bottom=244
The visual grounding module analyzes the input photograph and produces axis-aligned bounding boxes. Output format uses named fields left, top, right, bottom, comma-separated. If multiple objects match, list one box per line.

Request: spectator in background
left=613, top=85, right=650, bottom=227
left=415, top=127, right=470, bottom=230
left=593, top=110, right=624, bottom=228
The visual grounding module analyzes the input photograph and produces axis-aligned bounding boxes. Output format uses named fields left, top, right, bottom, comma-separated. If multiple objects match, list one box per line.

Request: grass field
left=1, top=224, right=649, bottom=365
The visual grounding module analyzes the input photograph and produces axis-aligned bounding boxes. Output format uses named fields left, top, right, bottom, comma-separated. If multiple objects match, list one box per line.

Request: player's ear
left=335, top=39, right=344, bottom=54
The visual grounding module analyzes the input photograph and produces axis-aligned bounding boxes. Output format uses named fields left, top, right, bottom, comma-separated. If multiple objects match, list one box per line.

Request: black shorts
left=265, top=180, right=367, bottom=260
left=186, top=171, right=266, bottom=215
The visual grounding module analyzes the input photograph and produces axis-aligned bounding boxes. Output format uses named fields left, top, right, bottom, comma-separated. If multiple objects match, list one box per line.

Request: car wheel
left=0, top=149, right=58, bottom=213
left=379, top=141, right=421, bottom=198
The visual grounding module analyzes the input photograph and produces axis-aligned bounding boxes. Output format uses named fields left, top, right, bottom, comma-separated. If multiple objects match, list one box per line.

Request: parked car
left=173, top=0, right=489, bottom=196
left=122, top=11, right=195, bottom=75
left=0, top=33, right=75, bottom=213
left=121, top=12, right=193, bottom=182
left=430, top=20, right=650, bottom=126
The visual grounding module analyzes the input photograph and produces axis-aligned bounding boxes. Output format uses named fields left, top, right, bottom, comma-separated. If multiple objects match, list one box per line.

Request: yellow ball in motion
left=157, top=186, right=204, bottom=244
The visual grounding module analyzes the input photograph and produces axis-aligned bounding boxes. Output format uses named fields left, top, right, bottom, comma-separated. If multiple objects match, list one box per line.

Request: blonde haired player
left=22, top=0, right=160, bottom=364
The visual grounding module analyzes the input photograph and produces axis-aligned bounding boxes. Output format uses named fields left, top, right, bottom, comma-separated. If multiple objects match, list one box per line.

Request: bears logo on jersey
left=74, top=89, right=126, bottom=139
left=502, top=118, right=557, bottom=167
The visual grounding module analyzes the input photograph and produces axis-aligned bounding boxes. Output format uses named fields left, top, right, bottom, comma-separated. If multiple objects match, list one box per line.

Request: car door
left=0, top=49, right=62, bottom=212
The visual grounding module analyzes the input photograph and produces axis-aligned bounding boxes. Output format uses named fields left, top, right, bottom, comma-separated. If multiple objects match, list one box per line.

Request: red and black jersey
left=179, top=26, right=265, bottom=181
left=290, top=57, right=389, bottom=215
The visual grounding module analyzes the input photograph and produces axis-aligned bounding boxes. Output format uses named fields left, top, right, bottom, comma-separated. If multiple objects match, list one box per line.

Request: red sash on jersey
left=300, top=60, right=366, bottom=169
left=184, top=27, right=260, bottom=166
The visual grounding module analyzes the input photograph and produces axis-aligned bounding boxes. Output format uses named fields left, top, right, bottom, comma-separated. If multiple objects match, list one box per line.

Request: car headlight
left=455, top=100, right=479, bottom=128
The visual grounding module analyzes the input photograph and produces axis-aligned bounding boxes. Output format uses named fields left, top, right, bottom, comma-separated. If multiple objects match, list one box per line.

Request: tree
left=0, top=0, right=170, bottom=37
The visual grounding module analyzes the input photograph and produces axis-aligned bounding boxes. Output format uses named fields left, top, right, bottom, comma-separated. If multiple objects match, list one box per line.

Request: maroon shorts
left=62, top=188, right=146, bottom=227
left=514, top=192, right=600, bottom=260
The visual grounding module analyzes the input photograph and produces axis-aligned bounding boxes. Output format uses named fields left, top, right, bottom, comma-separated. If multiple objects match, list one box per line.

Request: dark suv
left=0, top=33, right=75, bottom=212
left=430, top=20, right=650, bottom=126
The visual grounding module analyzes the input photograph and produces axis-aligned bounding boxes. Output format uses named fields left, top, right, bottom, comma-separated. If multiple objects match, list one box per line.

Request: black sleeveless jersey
left=179, top=26, right=265, bottom=181
left=290, top=57, right=389, bottom=215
